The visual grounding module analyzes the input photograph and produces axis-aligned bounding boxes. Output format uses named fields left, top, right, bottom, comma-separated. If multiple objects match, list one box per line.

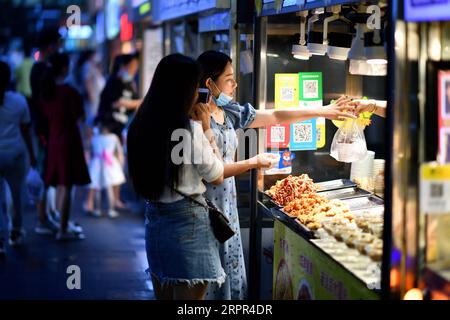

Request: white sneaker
left=68, top=221, right=83, bottom=234
left=56, top=230, right=86, bottom=241
left=35, top=219, right=59, bottom=235
left=107, top=210, right=119, bottom=219
left=9, top=229, right=26, bottom=247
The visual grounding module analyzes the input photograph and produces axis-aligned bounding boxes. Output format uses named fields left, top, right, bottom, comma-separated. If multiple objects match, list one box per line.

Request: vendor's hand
left=320, top=96, right=357, bottom=121
left=191, top=103, right=211, bottom=131
left=348, top=99, right=377, bottom=116
left=251, top=153, right=279, bottom=169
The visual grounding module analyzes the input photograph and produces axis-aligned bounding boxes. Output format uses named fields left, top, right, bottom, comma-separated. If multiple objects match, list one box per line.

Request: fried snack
left=266, top=174, right=317, bottom=206
left=283, top=193, right=327, bottom=218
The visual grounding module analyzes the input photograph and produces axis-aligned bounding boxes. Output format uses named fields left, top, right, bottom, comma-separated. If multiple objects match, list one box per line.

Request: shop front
left=249, top=0, right=449, bottom=300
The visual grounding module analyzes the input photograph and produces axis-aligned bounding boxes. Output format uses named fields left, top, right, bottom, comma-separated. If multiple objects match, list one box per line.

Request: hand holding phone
left=197, top=88, right=210, bottom=104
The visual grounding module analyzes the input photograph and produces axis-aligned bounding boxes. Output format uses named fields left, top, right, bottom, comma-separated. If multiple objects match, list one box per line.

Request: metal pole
left=248, top=14, right=266, bottom=300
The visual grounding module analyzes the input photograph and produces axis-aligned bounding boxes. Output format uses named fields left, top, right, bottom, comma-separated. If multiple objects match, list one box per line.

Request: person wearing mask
left=197, top=50, right=355, bottom=300
left=97, top=52, right=142, bottom=140
left=30, top=27, right=62, bottom=235
left=127, top=54, right=226, bottom=300
left=0, top=61, right=36, bottom=252
left=96, top=53, right=142, bottom=210
left=39, top=53, right=90, bottom=241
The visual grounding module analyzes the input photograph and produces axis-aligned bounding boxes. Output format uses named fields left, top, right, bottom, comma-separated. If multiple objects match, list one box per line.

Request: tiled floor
left=0, top=187, right=154, bottom=300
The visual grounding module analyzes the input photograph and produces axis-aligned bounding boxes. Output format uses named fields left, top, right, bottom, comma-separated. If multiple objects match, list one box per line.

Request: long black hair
left=127, top=53, right=201, bottom=200
left=0, top=61, right=10, bottom=106
left=41, top=52, right=70, bottom=101
left=197, top=50, right=232, bottom=88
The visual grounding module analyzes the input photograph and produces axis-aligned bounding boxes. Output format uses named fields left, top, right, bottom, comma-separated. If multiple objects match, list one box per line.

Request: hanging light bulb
left=365, top=29, right=387, bottom=65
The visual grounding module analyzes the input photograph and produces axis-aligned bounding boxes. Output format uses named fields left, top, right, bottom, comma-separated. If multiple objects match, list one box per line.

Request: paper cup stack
left=350, top=151, right=375, bottom=191
left=373, top=159, right=385, bottom=196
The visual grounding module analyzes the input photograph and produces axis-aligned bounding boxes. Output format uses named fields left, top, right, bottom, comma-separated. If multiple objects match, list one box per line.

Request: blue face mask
left=212, top=82, right=233, bottom=106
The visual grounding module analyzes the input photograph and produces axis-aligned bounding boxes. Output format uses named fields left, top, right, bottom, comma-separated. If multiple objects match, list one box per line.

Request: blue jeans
left=145, top=198, right=226, bottom=288
left=0, top=147, right=28, bottom=236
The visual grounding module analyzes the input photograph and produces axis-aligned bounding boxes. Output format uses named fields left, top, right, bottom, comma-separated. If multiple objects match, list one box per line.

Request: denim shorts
left=144, top=198, right=226, bottom=287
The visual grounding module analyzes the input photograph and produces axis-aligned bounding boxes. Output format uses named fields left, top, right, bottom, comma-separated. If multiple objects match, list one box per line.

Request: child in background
left=84, top=120, right=125, bottom=218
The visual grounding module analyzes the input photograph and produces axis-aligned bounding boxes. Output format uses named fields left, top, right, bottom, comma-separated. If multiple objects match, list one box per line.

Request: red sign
left=266, top=124, right=290, bottom=149
left=120, top=13, right=133, bottom=42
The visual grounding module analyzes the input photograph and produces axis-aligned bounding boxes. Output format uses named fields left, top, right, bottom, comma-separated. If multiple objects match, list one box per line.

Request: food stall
left=248, top=0, right=450, bottom=300
left=250, top=0, right=389, bottom=300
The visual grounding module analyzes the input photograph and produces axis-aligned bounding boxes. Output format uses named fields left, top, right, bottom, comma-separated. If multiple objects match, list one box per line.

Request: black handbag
left=173, top=189, right=236, bottom=243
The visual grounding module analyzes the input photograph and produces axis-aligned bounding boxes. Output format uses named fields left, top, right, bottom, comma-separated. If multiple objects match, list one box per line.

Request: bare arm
left=352, top=99, right=387, bottom=118
left=223, top=160, right=256, bottom=179
left=115, top=138, right=125, bottom=166
left=248, top=96, right=355, bottom=128
left=113, top=98, right=142, bottom=110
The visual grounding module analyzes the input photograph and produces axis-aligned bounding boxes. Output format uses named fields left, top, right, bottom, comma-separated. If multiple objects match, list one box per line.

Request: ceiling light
left=307, top=11, right=327, bottom=55
left=292, top=11, right=311, bottom=60
left=327, top=32, right=353, bottom=60
left=364, top=30, right=387, bottom=65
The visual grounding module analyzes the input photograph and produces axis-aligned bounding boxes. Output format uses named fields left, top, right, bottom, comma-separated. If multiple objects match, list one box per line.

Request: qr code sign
left=303, top=80, right=318, bottom=99
left=293, top=123, right=312, bottom=143
left=280, top=87, right=294, bottom=102
left=271, top=126, right=285, bottom=143
left=430, top=183, right=444, bottom=198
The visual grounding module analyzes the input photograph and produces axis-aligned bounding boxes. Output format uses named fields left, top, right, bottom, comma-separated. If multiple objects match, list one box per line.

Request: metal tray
left=317, top=187, right=372, bottom=200
left=315, top=179, right=357, bottom=192
left=260, top=191, right=283, bottom=208
left=340, top=195, right=384, bottom=211
left=270, top=207, right=316, bottom=239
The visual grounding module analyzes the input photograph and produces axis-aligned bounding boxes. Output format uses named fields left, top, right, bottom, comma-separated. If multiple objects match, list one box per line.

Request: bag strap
left=169, top=186, right=208, bottom=209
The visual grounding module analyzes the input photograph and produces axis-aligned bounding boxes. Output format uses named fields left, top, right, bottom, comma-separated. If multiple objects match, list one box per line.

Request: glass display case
left=251, top=0, right=390, bottom=300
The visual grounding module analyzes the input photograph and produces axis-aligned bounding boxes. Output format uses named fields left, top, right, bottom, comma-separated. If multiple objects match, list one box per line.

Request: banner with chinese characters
left=273, top=221, right=379, bottom=300
left=265, top=150, right=295, bottom=175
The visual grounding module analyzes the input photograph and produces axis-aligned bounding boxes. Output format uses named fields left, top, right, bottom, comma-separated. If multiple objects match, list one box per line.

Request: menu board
left=438, top=70, right=450, bottom=163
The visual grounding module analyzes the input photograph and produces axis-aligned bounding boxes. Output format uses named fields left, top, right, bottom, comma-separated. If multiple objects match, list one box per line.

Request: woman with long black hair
left=197, top=50, right=355, bottom=299
left=127, top=54, right=226, bottom=300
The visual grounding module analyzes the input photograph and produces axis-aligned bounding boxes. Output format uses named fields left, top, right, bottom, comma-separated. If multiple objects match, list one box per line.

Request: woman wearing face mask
left=127, top=54, right=226, bottom=300
left=95, top=53, right=142, bottom=210
left=97, top=53, right=142, bottom=141
left=197, top=50, right=355, bottom=300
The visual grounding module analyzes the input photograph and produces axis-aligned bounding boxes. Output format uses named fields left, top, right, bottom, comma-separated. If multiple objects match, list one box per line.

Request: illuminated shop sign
left=153, top=0, right=230, bottom=22
left=405, top=0, right=450, bottom=21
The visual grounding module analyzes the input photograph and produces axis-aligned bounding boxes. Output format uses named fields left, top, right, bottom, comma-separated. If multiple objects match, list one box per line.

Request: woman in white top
left=127, top=54, right=225, bottom=300
left=0, top=61, right=36, bottom=252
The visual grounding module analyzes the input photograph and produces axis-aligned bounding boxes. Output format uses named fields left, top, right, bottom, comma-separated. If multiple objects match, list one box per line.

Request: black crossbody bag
left=172, top=189, right=235, bottom=243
